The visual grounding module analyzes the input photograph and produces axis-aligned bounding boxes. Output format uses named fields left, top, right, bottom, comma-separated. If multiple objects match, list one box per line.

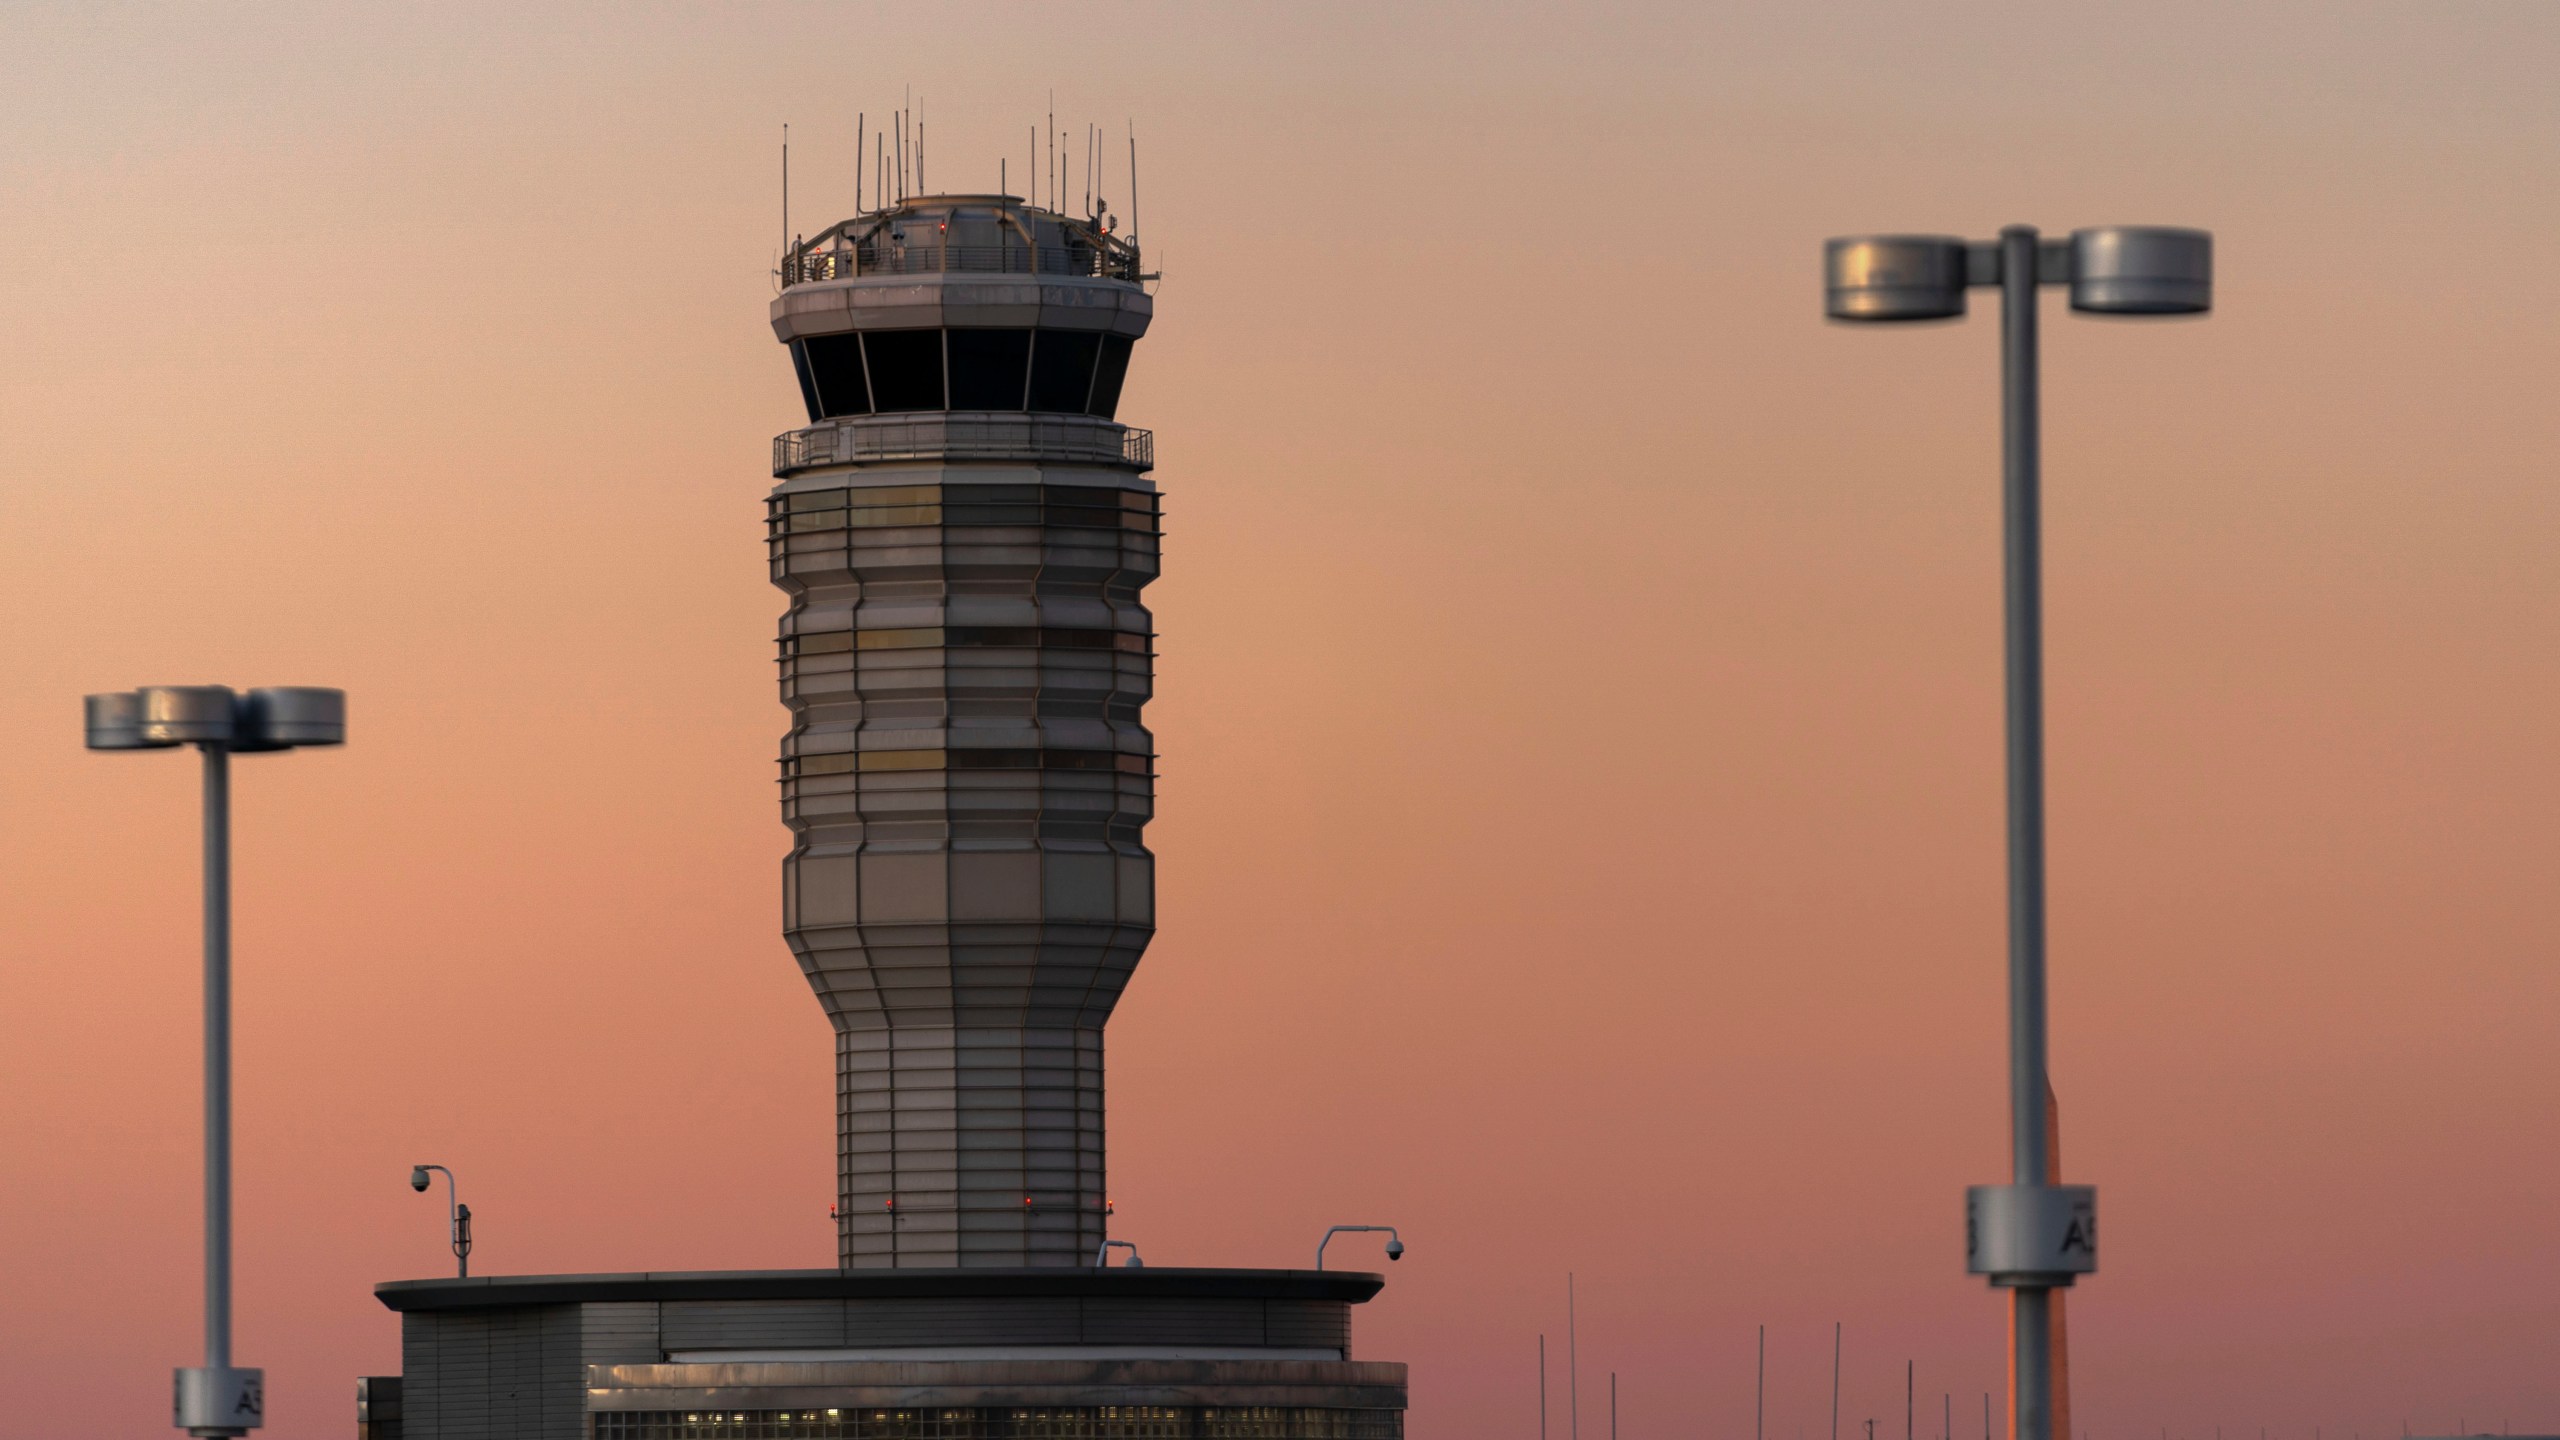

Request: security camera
left=409, top=1167, right=430, bottom=1192
left=1384, top=1238, right=1405, bottom=1261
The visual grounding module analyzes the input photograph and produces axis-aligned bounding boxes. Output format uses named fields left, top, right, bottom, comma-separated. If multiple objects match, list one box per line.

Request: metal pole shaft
left=201, top=742, right=232, bottom=1374
left=1832, top=1322, right=1842, bottom=1440
left=1999, top=223, right=2054, bottom=1440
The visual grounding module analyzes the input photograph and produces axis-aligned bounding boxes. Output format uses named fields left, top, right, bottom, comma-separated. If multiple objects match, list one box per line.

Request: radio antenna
left=854, top=113, right=864, bottom=212
left=1128, top=123, right=1139, bottom=242
left=917, top=118, right=925, bottom=194
left=780, top=122, right=790, bottom=280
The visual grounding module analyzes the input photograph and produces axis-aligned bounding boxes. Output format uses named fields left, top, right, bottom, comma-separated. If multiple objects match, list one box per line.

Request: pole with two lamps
left=85, top=685, right=346, bottom=1439
left=1820, top=224, right=2211, bottom=1440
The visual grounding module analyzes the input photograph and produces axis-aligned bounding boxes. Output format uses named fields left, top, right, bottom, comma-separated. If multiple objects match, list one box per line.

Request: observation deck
left=783, top=194, right=1145, bottom=285
left=774, top=414, right=1151, bottom=478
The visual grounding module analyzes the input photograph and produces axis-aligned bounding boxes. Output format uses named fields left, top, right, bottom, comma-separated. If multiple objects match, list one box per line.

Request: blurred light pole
left=86, top=685, right=345, bottom=1438
left=409, top=1164, right=472, bottom=1278
left=1822, top=224, right=2212, bottom=1440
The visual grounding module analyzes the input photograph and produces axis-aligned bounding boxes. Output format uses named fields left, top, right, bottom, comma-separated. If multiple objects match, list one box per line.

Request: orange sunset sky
left=4, top=4, right=2558, bottom=1438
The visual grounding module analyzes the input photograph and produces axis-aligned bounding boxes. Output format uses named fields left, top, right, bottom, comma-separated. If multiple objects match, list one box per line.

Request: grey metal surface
left=173, top=1367, right=263, bottom=1434
left=84, top=690, right=167, bottom=749
left=1823, top=235, right=1968, bottom=321
left=85, top=685, right=346, bottom=753
left=384, top=1280, right=1388, bottom=1437
left=1998, top=225, right=2051, bottom=1204
left=767, top=189, right=1168, bottom=1271
left=355, top=1375, right=402, bottom=1440
left=781, top=196, right=1146, bottom=287
left=772, top=466, right=1161, bottom=1267
left=592, top=1407, right=1397, bottom=1439
left=1820, top=218, right=2211, bottom=1440
left=202, top=744, right=234, bottom=1385
left=1997, top=224, right=2062, bottom=1440
left=398, top=1302, right=587, bottom=1440
left=774, top=415, right=1152, bottom=477
left=83, top=680, right=343, bottom=1437
left=1965, top=1184, right=2097, bottom=1281
left=588, top=1357, right=1406, bottom=1412
left=665, top=1347, right=1346, bottom=1363
left=142, top=685, right=241, bottom=745
left=376, top=1268, right=1384, bottom=1309
left=234, top=687, right=345, bottom=750
left=2068, top=226, right=2211, bottom=315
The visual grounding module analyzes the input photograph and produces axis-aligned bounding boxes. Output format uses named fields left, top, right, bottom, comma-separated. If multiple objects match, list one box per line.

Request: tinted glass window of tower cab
left=790, top=329, right=1135, bottom=422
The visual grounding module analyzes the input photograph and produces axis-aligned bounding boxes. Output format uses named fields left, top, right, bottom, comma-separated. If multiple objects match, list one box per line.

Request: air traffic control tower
left=368, top=192, right=1409, bottom=1439
left=770, top=196, right=1158, bottom=1270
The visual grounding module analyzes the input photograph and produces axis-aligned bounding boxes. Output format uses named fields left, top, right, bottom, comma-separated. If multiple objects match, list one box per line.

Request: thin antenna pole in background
left=1907, top=1361, right=1914, bottom=1440
left=1539, top=1335, right=1548, bottom=1440
left=1756, top=1326, right=1765, bottom=1440
left=876, top=134, right=884, bottom=215
left=1831, top=1324, right=1842, bottom=1440
left=1001, top=157, right=1007, bottom=200
left=855, top=113, right=864, bottom=212
left=1047, top=93, right=1055, bottom=220
left=1030, top=125, right=1039, bottom=208
left=918, top=119, right=926, bottom=194
left=1128, top=124, right=1139, bottom=240
left=1985, top=1394, right=1993, bottom=1440
left=1946, top=1394, right=1952, bottom=1440
left=1568, top=1274, right=1580, bottom=1440
left=781, top=123, right=789, bottom=281
left=1610, top=1373, right=1618, bottom=1440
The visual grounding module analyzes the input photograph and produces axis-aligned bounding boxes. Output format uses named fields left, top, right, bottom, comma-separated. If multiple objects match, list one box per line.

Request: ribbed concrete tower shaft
left=770, top=196, right=1156, bottom=1268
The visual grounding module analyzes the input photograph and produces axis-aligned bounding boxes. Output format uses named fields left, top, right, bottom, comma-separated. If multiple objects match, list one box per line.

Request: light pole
left=85, top=685, right=346, bottom=1439
left=1313, top=1224, right=1405, bottom=1270
left=409, top=1165, right=473, bottom=1278
left=1822, top=224, right=2212, bottom=1440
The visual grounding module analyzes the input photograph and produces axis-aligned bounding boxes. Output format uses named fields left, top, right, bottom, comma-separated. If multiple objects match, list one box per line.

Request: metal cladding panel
left=841, top=1297, right=1083, bottom=1346
left=661, top=1300, right=846, bottom=1351
left=401, top=1315, right=439, bottom=1438
left=578, top=1303, right=663, bottom=1369
left=1079, top=1298, right=1265, bottom=1347
left=775, top=472, right=1157, bottom=1268
left=397, top=1305, right=589, bottom=1440
left=1264, top=1302, right=1355, bottom=1353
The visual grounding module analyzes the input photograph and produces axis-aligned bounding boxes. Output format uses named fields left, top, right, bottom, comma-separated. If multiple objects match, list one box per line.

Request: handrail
left=785, top=241, right=1142, bottom=285
left=774, top=415, right=1152, bottom=476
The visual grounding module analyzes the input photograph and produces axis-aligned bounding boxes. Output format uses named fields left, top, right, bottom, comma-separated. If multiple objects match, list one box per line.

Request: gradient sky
left=4, top=4, right=2559, bottom=1438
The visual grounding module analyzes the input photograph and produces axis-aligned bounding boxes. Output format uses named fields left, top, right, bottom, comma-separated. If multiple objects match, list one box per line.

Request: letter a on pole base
left=175, top=1366, right=263, bottom=1436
